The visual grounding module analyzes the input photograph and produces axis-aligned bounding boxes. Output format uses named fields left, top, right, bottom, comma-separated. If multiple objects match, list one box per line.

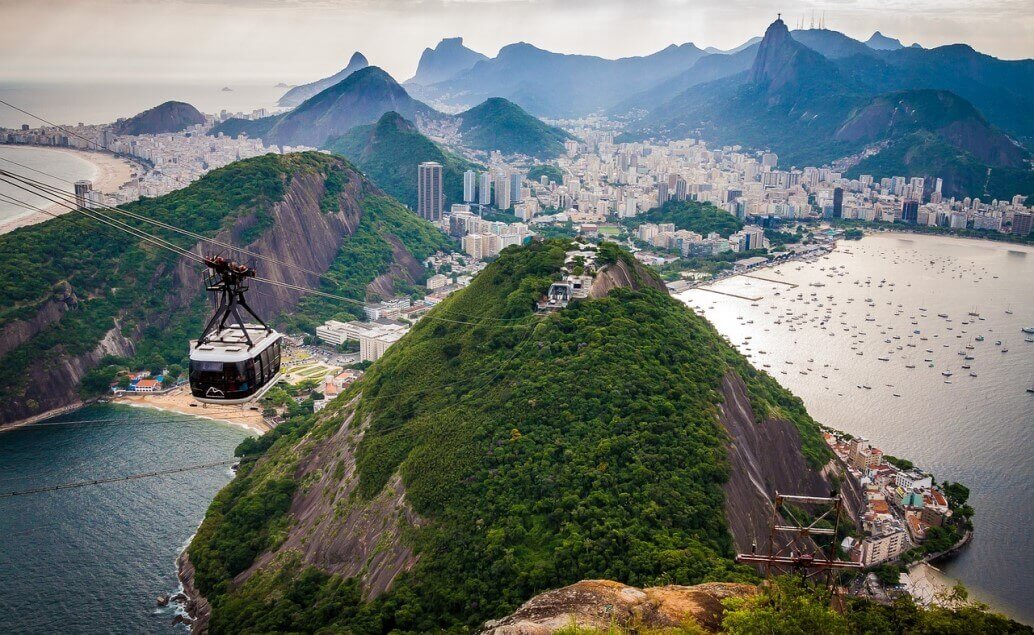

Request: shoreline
left=113, top=387, right=270, bottom=434
left=838, top=223, right=1034, bottom=249
left=0, top=144, right=144, bottom=234
left=0, top=388, right=270, bottom=435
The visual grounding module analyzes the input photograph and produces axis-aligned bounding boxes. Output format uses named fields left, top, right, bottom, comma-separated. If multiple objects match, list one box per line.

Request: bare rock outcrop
left=0, top=282, right=77, bottom=358
left=238, top=398, right=421, bottom=598
left=588, top=257, right=668, bottom=299
left=718, top=372, right=860, bottom=554
left=480, top=579, right=756, bottom=634
left=1, top=321, right=135, bottom=426
left=176, top=551, right=211, bottom=633
left=366, top=234, right=425, bottom=300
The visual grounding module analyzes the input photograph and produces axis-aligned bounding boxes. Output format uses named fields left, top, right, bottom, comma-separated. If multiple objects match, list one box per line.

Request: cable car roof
left=190, top=326, right=281, bottom=363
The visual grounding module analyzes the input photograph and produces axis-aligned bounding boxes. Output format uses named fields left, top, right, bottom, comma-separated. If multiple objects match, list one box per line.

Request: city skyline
left=1, top=0, right=1032, bottom=84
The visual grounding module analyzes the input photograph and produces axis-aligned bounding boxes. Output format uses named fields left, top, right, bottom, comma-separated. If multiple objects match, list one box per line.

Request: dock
left=694, top=287, right=763, bottom=301
left=741, top=274, right=798, bottom=288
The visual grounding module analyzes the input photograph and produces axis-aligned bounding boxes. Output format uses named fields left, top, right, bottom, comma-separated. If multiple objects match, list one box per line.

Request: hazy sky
left=1, top=0, right=1031, bottom=84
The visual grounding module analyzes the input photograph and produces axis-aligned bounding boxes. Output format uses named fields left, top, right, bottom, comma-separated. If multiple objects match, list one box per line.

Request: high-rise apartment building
left=417, top=162, right=443, bottom=221
left=74, top=180, right=92, bottom=209
left=509, top=172, right=522, bottom=204
left=901, top=200, right=919, bottom=224
left=657, top=182, right=669, bottom=207
left=463, top=170, right=477, bottom=203
left=479, top=172, right=493, bottom=206
left=494, top=174, right=511, bottom=210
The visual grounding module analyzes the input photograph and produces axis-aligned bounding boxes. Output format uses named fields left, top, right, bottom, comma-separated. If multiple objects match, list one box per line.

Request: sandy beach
left=114, top=386, right=270, bottom=434
left=0, top=145, right=141, bottom=234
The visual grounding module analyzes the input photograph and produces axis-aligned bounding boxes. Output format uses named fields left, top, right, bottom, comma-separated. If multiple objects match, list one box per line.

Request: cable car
left=189, top=257, right=282, bottom=404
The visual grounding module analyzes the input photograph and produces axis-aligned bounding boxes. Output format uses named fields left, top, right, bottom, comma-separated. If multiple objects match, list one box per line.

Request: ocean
left=0, top=406, right=249, bottom=633
left=0, top=80, right=285, bottom=226
left=0, top=80, right=285, bottom=129
left=0, top=145, right=101, bottom=224
left=678, top=233, right=1034, bottom=623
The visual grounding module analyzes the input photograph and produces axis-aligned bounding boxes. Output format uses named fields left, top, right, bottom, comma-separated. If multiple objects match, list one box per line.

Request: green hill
left=627, top=199, right=744, bottom=237
left=326, top=111, right=479, bottom=209
left=527, top=164, right=564, bottom=184
left=847, top=130, right=1034, bottom=200
left=0, top=152, right=449, bottom=426
left=457, top=97, right=574, bottom=158
left=113, top=100, right=205, bottom=135
left=185, top=239, right=841, bottom=632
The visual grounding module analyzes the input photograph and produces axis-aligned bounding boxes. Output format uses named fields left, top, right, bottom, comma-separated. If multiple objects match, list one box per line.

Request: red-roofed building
left=132, top=378, right=161, bottom=392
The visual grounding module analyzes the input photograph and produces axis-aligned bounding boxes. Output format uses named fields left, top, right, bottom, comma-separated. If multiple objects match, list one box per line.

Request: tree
left=721, top=578, right=851, bottom=635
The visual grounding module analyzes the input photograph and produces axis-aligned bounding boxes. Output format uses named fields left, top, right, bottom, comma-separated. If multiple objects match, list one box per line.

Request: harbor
left=677, top=232, right=1034, bottom=622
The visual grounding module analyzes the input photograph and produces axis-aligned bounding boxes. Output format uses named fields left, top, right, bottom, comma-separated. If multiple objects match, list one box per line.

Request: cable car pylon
left=735, top=491, right=862, bottom=604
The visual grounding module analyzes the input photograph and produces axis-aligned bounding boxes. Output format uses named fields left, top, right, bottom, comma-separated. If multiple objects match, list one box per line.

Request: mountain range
left=247, top=28, right=1031, bottom=199
left=624, top=18, right=1033, bottom=200
left=213, top=67, right=572, bottom=162
left=407, top=41, right=708, bottom=117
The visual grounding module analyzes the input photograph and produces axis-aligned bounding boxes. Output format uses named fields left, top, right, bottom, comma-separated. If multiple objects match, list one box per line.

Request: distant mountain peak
left=749, top=17, right=811, bottom=90
left=277, top=51, right=370, bottom=107
left=407, top=36, right=488, bottom=86
left=865, top=31, right=905, bottom=50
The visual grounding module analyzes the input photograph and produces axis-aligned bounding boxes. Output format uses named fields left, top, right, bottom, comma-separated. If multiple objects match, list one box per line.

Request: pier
left=694, top=287, right=763, bottom=301
left=742, top=274, right=799, bottom=288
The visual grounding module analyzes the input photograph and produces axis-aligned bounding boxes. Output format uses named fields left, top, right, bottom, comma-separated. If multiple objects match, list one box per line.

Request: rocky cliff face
left=718, top=373, right=860, bottom=554
left=480, top=579, right=756, bottom=634
left=0, top=283, right=76, bottom=358
left=237, top=398, right=421, bottom=597
left=3, top=321, right=136, bottom=426
left=0, top=155, right=430, bottom=429
left=588, top=257, right=667, bottom=299
left=748, top=18, right=825, bottom=95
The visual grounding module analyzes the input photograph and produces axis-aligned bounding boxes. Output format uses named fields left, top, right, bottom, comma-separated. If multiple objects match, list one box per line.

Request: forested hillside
left=627, top=199, right=745, bottom=237
left=325, top=111, right=479, bottom=210
left=184, top=239, right=840, bottom=633
left=0, top=152, right=449, bottom=426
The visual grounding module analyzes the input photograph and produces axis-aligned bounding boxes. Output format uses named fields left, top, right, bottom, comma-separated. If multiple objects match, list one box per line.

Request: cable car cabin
left=189, top=325, right=282, bottom=404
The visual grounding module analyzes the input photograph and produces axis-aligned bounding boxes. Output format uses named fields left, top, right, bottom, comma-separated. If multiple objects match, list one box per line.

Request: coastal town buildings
left=516, top=124, right=1032, bottom=241
left=2, top=111, right=313, bottom=208
left=825, top=432, right=955, bottom=568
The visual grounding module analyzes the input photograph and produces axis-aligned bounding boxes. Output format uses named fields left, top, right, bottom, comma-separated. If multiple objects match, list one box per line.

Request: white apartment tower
left=463, top=170, right=477, bottom=203
left=479, top=172, right=493, bottom=206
